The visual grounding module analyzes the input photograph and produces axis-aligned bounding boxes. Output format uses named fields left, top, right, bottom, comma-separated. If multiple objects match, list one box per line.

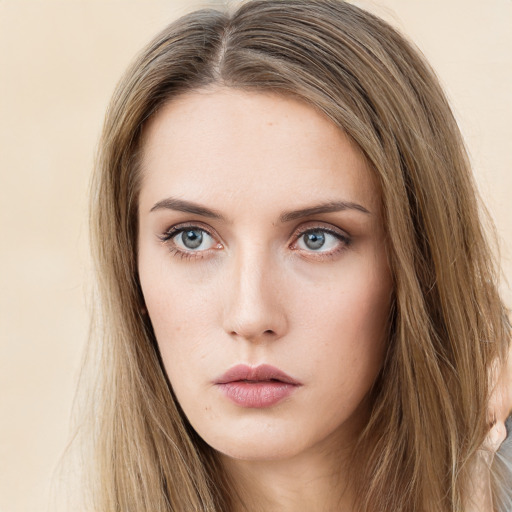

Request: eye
left=159, top=224, right=222, bottom=258
left=174, top=228, right=215, bottom=251
left=291, top=226, right=351, bottom=256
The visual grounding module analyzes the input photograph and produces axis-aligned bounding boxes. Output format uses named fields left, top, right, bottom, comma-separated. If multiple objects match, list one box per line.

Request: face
left=138, top=89, right=393, bottom=461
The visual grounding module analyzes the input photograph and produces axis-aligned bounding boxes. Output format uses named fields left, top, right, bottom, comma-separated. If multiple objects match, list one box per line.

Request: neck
left=221, top=431, right=357, bottom=512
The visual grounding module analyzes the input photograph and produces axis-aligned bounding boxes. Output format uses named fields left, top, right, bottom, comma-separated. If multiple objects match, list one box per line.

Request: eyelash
left=291, top=225, right=351, bottom=260
left=158, top=223, right=351, bottom=261
left=158, top=223, right=220, bottom=260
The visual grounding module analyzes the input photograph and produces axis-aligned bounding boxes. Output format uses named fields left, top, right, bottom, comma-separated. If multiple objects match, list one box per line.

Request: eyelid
left=289, top=222, right=351, bottom=256
left=159, top=221, right=217, bottom=241
left=291, top=221, right=351, bottom=241
left=158, top=222, right=223, bottom=258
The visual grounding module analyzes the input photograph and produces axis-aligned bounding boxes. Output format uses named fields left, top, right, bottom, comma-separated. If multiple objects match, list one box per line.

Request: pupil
left=305, top=231, right=325, bottom=250
left=182, top=230, right=203, bottom=249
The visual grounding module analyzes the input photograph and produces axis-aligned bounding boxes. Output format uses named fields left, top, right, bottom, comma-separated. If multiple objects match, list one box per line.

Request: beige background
left=0, top=1, right=510, bottom=511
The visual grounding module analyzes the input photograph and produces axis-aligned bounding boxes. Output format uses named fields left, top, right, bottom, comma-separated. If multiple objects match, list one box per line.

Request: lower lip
left=217, top=381, right=298, bottom=408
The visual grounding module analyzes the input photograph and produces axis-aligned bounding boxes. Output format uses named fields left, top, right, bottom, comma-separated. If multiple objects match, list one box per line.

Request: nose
left=222, top=245, right=288, bottom=343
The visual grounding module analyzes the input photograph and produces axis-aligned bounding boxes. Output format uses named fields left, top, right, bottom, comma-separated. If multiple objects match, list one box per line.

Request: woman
left=83, top=0, right=511, bottom=510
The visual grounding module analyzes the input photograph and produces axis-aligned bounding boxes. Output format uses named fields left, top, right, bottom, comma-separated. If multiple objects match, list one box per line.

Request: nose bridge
left=223, top=240, right=286, bottom=341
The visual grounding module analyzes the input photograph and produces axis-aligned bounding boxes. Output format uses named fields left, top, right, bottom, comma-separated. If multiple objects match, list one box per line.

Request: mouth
left=214, top=364, right=302, bottom=408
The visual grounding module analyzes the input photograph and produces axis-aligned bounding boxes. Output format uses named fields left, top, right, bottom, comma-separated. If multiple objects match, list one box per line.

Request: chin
left=214, top=440, right=300, bottom=462
left=197, top=421, right=314, bottom=462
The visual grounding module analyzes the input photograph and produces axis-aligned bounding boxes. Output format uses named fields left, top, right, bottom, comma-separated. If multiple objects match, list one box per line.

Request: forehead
left=139, top=88, right=380, bottom=217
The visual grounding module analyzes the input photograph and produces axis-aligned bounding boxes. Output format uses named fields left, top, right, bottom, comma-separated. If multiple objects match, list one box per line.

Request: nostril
left=228, top=328, right=278, bottom=342
left=223, top=300, right=287, bottom=342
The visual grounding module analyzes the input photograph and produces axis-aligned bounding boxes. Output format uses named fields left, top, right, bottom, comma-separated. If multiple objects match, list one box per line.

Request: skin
left=468, top=349, right=512, bottom=511
left=137, top=88, right=394, bottom=511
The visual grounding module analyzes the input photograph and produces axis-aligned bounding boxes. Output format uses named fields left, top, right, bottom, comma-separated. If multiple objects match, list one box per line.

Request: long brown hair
left=83, top=1, right=510, bottom=510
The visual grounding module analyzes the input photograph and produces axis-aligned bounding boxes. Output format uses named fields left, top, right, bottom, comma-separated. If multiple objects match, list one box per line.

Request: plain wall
left=0, top=1, right=510, bottom=511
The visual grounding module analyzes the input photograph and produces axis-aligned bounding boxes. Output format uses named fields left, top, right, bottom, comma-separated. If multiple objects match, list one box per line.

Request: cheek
left=139, top=264, right=221, bottom=376
left=298, top=260, right=391, bottom=341
left=296, top=264, right=392, bottom=396
left=145, top=288, right=205, bottom=340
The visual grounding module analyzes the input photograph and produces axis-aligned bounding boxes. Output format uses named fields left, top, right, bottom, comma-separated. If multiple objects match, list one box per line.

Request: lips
left=214, top=364, right=301, bottom=408
left=215, top=364, right=301, bottom=385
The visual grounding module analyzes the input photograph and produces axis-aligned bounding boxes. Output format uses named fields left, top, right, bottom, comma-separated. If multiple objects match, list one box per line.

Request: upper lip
left=214, top=364, right=301, bottom=385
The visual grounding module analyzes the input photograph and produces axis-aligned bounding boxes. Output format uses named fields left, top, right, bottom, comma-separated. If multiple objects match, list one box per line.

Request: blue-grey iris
left=304, top=231, right=325, bottom=250
left=182, top=229, right=203, bottom=249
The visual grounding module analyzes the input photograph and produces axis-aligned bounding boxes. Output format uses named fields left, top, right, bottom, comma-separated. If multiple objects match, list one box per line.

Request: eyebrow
left=150, top=197, right=225, bottom=220
left=279, top=201, right=371, bottom=222
left=150, top=197, right=370, bottom=221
